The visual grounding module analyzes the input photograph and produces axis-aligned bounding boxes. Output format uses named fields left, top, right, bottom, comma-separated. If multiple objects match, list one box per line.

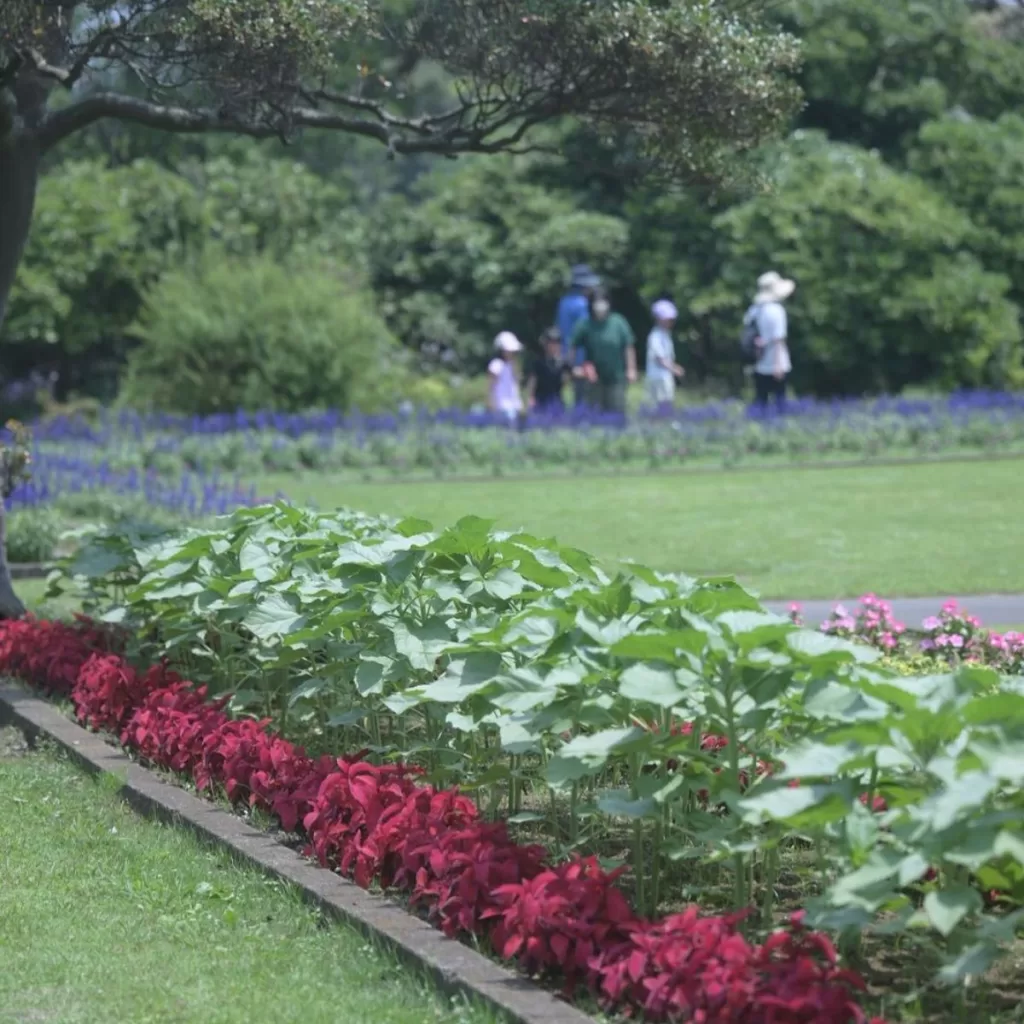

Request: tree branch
left=36, top=91, right=392, bottom=151
left=35, top=89, right=522, bottom=157
left=20, top=47, right=71, bottom=86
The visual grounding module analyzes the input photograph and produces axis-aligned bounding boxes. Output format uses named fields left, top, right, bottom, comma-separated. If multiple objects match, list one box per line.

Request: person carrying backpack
left=742, top=271, right=794, bottom=411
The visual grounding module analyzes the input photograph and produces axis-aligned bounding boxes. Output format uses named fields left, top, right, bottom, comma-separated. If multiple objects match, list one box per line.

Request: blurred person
left=744, top=271, right=794, bottom=411
left=488, top=331, right=525, bottom=424
left=525, top=327, right=570, bottom=413
left=569, top=288, right=637, bottom=414
left=556, top=264, right=601, bottom=406
left=646, top=298, right=684, bottom=408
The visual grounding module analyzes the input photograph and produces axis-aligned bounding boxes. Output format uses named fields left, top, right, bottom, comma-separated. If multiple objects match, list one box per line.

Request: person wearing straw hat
left=746, top=271, right=795, bottom=410
left=646, top=298, right=685, bottom=408
left=488, top=331, right=525, bottom=424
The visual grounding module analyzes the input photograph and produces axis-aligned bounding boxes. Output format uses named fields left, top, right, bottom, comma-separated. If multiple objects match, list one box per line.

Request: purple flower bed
left=25, top=389, right=1024, bottom=444
left=5, top=450, right=275, bottom=518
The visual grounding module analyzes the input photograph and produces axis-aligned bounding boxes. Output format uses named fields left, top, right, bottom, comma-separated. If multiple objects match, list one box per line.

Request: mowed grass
left=0, top=742, right=501, bottom=1024
left=260, top=458, right=1023, bottom=600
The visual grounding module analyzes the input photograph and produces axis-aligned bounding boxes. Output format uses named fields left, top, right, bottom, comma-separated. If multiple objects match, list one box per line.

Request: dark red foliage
left=485, top=855, right=637, bottom=986
left=0, top=617, right=882, bottom=1024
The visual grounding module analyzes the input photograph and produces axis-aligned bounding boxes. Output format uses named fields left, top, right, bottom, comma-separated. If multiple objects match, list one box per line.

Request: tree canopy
left=1, top=0, right=800, bottom=175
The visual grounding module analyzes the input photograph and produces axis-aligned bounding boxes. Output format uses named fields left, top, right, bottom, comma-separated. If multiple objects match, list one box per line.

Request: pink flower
left=949, top=634, right=965, bottom=650
left=922, top=617, right=941, bottom=632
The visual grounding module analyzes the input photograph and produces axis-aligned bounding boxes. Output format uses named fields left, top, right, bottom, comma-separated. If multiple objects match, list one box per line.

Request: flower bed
left=796, top=595, right=1024, bottom=675
left=0, top=615, right=879, bottom=1023
left=24, top=389, right=1024, bottom=482
left=41, top=503, right=1024, bottom=1011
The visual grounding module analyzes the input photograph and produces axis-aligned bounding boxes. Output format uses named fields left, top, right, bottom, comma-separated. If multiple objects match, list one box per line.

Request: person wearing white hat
left=646, top=298, right=685, bottom=408
left=488, top=331, right=525, bottom=424
left=744, top=271, right=795, bottom=410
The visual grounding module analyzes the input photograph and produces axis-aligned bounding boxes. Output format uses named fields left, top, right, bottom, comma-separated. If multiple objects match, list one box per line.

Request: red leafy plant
left=0, top=616, right=883, bottom=1024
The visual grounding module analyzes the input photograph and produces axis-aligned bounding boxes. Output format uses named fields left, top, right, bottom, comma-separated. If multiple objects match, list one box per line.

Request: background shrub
left=6, top=509, right=63, bottom=564
left=122, top=250, right=409, bottom=415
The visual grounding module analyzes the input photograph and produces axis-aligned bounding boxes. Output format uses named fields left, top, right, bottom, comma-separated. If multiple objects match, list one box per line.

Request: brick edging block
left=0, top=684, right=595, bottom=1024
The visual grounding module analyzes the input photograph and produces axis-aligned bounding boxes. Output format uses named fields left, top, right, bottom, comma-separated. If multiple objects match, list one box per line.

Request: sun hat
left=754, top=271, right=796, bottom=304
left=651, top=299, right=679, bottom=322
left=494, top=331, right=523, bottom=353
left=570, top=264, right=601, bottom=290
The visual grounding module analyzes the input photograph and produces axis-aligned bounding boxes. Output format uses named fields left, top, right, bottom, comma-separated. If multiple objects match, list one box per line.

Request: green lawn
left=0, top=741, right=500, bottom=1024
left=259, top=458, right=1023, bottom=599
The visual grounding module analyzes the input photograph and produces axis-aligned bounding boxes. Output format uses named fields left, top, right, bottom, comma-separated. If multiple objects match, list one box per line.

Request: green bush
left=122, top=250, right=409, bottom=414
left=694, top=132, right=1024, bottom=394
left=6, top=509, right=63, bottom=564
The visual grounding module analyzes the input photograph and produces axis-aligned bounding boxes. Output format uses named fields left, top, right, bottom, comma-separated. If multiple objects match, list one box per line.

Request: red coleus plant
left=0, top=617, right=883, bottom=1024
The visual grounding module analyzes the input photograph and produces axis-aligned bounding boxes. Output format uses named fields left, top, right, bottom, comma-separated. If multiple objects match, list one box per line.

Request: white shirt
left=488, top=358, right=523, bottom=414
left=751, top=302, right=792, bottom=376
left=646, top=327, right=675, bottom=384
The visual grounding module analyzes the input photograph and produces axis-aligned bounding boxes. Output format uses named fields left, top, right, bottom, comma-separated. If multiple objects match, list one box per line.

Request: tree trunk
left=0, top=133, right=40, bottom=620
left=0, top=506, right=26, bottom=619
left=0, top=133, right=39, bottom=333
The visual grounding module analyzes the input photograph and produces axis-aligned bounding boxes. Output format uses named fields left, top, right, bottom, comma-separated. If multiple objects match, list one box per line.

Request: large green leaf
left=243, top=592, right=307, bottom=641
left=924, top=886, right=982, bottom=938
left=419, top=652, right=504, bottom=703
left=391, top=618, right=453, bottom=671
left=618, top=663, right=691, bottom=708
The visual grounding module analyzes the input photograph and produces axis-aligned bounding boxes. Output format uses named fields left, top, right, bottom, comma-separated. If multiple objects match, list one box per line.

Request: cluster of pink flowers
left=818, top=595, right=906, bottom=651
left=0, top=615, right=884, bottom=1024
left=921, top=601, right=1024, bottom=673
left=788, top=597, right=1023, bottom=674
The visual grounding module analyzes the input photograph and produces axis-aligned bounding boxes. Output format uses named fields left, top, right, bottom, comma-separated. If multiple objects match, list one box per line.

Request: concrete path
left=763, top=595, right=1024, bottom=629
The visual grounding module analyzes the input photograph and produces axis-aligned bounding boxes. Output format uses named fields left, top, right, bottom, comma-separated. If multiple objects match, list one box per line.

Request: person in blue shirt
left=556, top=264, right=600, bottom=407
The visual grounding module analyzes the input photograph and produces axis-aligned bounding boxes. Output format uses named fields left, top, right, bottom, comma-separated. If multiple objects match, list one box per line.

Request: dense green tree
left=2, top=152, right=364, bottom=398
left=368, top=156, right=630, bottom=369
left=694, top=133, right=1023, bottom=394
left=908, top=112, right=1024, bottom=309
left=777, top=0, right=1024, bottom=157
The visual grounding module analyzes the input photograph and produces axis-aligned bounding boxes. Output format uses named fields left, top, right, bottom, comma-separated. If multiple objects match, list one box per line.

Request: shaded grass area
left=0, top=740, right=501, bottom=1024
left=16, top=576, right=79, bottom=619
left=259, top=458, right=1023, bottom=600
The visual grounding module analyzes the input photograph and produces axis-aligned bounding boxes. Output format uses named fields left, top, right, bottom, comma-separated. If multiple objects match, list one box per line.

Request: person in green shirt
left=569, top=289, right=637, bottom=414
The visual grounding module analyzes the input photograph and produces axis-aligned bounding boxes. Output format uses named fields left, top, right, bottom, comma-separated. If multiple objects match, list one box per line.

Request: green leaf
left=419, top=652, right=503, bottom=703
left=610, top=629, right=706, bottom=660
left=243, top=592, right=306, bottom=640
left=716, top=610, right=792, bottom=647
left=598, top=792, right=658, bottom=819
left=788, top=630, right=879, bottom=664
left=391, top=618, right=452, bottom=671
left=775, top=741, right=861, bottom=780
left=924, top=886, right=982, bottom=938
left=327, top=708, right=367, bottom=727
left=558, top=726, right=645, bottom=765
left=355, top=657, right=391, bottom=696
left=740, top=781, right=852, bottom=826
left=289, top=677, right=328, bottom=706
left=618, top=664, right=688, bottom=708
left=483, top=567, right=526, bottom=601
left=937, top=942, right=1000, bottom=986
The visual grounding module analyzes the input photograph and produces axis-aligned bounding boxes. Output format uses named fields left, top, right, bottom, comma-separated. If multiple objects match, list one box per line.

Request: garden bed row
left=0, top=614, right=880, bottom=1024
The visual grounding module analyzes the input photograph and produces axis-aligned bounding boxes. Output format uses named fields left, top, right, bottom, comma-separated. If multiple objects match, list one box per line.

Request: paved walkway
left=763, top=595, right=1024, bottom=629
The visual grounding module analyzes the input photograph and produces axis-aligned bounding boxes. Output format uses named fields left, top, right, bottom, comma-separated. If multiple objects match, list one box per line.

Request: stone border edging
left=10, top=562, right=51, bottom=580
left=0, top=684, right=595, bottom=1024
